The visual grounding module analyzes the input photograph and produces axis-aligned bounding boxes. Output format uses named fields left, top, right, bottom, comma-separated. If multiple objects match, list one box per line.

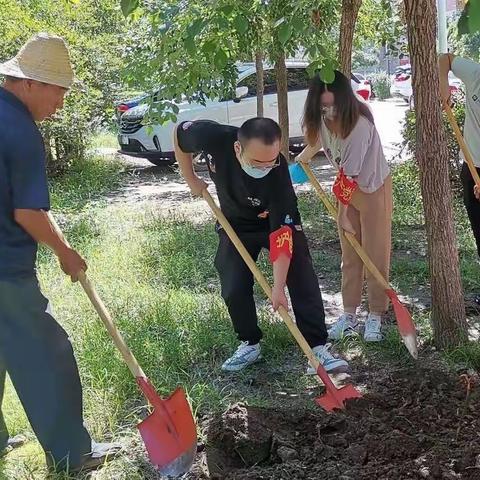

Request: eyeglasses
left=239, top=150, right=282, bottom=170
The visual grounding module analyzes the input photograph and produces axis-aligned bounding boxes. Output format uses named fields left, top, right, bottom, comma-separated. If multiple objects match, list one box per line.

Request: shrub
left=400, top=89, right=465, bottom=193
left=370, top=72, right=391, bottom=100
left=0, top=0, right=127, bottom=177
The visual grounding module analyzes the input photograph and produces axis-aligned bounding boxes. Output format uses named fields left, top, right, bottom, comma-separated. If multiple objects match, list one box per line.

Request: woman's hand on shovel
left=474, top=184, right=480, bottom=201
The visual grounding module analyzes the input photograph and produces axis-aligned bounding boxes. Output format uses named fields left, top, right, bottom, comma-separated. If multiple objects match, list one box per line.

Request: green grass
left=445, top=341, right=480, bottom=371
left=89, top=131, right=119, bottom=150
left=2, top=156, right=480, bottom=478
left=49, top=154, right=125, bottom=213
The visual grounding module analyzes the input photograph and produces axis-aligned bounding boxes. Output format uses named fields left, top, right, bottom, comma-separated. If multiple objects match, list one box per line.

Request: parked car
left=390, top=64, right=461, bottom=107
left=118, top=62, right=368, bottom=166
left=115, top=93, right=148, bottom=120
left=352, top=72, right=372, bottom=101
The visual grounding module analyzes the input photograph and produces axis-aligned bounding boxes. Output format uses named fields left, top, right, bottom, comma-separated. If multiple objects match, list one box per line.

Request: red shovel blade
left=313, top=365, right=362, bottom=412
left=315, top=384, right=363, bottom=412
left=136, top=378, right=197, bottom=477
left=386, top=289, right=418, bottom=359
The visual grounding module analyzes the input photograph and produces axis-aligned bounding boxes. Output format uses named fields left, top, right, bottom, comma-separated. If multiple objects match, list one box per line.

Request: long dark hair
left=302, top=70, right=374, bottom=144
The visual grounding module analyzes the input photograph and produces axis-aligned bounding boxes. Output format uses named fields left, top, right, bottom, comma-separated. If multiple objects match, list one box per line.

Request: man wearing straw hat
left=0, top=33, right=120, bottom=473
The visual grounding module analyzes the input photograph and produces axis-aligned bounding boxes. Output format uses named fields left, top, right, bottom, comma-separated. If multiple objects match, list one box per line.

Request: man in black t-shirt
left=174, top=117, right=348, bottom=373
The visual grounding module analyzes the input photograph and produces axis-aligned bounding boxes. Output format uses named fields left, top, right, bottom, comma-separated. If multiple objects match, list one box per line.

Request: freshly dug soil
left=189, top=367, right=480, bottom=480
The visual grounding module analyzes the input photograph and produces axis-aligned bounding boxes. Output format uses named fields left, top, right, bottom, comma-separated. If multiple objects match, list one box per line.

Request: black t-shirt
left=177, top=120, right=302, bottom=234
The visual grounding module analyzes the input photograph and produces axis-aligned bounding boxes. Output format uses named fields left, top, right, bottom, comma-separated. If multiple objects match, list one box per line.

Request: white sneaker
left=91, top=441, right=123, bottom=459
left=221, top=341, right=262, bottom=372
left=364, top=314, right=383, bottom=342
left=307, top=344, right=349, bottom=375
left=327, top=313, right=358, bottom=340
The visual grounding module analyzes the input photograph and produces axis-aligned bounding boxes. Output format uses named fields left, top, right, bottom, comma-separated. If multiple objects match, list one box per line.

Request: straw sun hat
left=0, top=33, right=74, bottom=89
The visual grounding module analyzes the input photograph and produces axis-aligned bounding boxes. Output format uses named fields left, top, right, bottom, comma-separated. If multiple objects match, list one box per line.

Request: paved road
left=369, top=99, right=409, bottom=162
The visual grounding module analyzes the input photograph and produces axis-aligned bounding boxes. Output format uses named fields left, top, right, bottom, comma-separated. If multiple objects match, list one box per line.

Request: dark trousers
left=461, top=162, right=480, bottom=258
left=0, top=276, right=91, bottom=471
left=214, top=228, right=328, bottom=347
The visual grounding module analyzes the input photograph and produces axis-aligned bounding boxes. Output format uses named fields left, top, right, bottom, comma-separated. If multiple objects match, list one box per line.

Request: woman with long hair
left=297, top=70, right=392, bottom=342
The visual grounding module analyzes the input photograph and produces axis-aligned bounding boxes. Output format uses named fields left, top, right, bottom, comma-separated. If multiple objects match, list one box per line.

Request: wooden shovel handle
left=300, top=163, right=390, bottom=290
left=444, top=103, right=480, bottom=187
left=77, top=271, right=145, bottom=379
left=49, top=215, right=145, bottom=379
left=202, top=190, right=322, bottom=371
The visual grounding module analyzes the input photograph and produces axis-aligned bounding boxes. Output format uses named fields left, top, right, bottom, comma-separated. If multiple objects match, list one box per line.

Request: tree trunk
left=338, top=0, right=362, bottom=76
left=404, top=0, right=468, bottom=348
left=255, top=50, right=264, bottom=117
left=275, top=51, right=289, bottom=159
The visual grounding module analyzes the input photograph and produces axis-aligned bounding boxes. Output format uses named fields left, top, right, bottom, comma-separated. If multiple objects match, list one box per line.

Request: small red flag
left=332, top=169, right=358, bottom=205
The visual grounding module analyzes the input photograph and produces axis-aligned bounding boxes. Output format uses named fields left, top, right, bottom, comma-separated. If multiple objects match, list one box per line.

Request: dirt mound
left=189, top=367, right=480, bottom=480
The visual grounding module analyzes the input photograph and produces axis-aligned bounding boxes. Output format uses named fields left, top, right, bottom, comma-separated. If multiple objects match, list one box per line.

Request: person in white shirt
left=439, top=54, right=480, bottom=298
left=297, top=70, right=392, bottom=342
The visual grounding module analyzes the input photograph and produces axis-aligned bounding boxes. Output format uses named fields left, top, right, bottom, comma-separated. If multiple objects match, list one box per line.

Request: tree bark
left=275, top=51, right=289, bottom=159
left=338, top=0, right=362, bottom=76
left=404, top=0, right=468, bottom=348
left=255, top=50, right=264, bottom=117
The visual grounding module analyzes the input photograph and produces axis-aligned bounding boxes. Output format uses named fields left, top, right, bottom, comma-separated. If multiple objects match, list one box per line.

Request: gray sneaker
left=364, top=314, right=383, bottom=342
left=0, top=434, right=27, bottom=457
left=221, top=341, right=262, bottom=372
left=327, top=314, right=358, bottom=340
left=70, top=441, right=123, bottom=474
left=307, top=344, right=349, bottom=375
left=46, top=441, right=122, bottom=475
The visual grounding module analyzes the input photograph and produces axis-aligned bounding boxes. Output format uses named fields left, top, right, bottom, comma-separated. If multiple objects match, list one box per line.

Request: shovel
left=444, top=103, right=480, bottom=187
left=293, top=162, right=418, bottom=360
left=202, top=190, right=362, bottom=411
left=50, top=214, right=197, bottom=476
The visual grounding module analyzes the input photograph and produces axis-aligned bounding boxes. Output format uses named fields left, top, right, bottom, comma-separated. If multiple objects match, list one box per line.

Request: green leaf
left=320, top=65, right=335, bottom=84
left=121, top=0, right=138, bottom=17
left=184, top=37, right=196, bottom=56
left=172, top=103, right=180, bottom=115
left=277, top=23, right=293, bottom=45
left=291, top=16, right=305, bottom=32
left=187, top=19, right=204, bottom=37
left=203, top=40, right=217, bottom=54
left=455, top=2, right=480, bottom=36
left=214, top=49, right=228, bottom=70
left=458, top=5, right=470, bottom=36
left=469, top=1, right=480, bottom=34
left=234, top=15, right=249, bottom=35
left=220, top=5, right=235, bottom=16
left=318, top=45, right=328, bottom=58
left=216, top=16, right=229, bottom=30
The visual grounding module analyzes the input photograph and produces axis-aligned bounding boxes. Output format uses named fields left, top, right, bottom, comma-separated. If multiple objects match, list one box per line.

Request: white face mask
left=322, top=105, right=337, bottom=120
left=235, top=142, right=279, bottom=179
left=241, top=164, right=272, bottom=178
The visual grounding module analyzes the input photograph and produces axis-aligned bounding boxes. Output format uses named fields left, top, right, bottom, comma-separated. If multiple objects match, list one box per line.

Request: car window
left=236, top=69, right=278, bottom=97
left=353, top=73, right=365, bottom=81
left=287, top=67, right=309, bottom=92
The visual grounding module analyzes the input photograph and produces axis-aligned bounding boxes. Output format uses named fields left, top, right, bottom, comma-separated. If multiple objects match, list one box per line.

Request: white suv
left=390, top=64, right=462, bottom=107
left=118, top=62, right=365, bottom=165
